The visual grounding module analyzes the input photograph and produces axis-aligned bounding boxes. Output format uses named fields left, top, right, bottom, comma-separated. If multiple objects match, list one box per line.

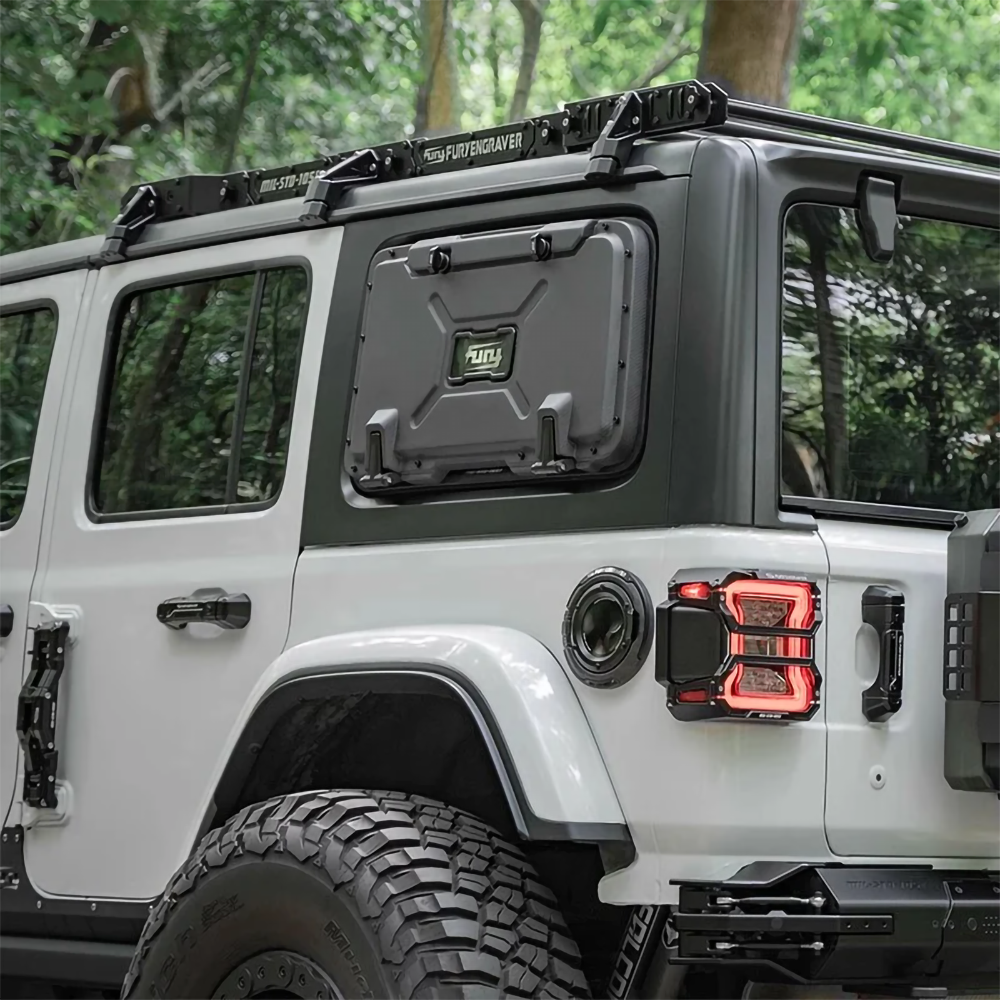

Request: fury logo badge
left=465, top=343, right=504, bottom=370
left=449, top=326, right=516, bottom=384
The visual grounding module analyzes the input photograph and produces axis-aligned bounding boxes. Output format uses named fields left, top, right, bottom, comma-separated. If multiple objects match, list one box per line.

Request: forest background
left=1, top=0, right=998, bottom=255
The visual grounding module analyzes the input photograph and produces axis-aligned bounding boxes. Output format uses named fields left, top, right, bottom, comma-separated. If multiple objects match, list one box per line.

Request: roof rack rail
left=727, top=100, right=1000, bottom=169
left=93, top=80, right=727, bottom=264
left=94, top=78, right=999, bottom=265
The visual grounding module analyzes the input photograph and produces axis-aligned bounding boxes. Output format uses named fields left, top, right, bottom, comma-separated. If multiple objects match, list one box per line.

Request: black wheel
left=122, top=790, right=590, bottom=999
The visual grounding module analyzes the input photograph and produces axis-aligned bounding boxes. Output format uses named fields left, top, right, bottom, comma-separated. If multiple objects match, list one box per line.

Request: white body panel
left=820, top=519, right=1000, bottom=857
left=288, top=527, right=837, bottom=904
left=23, top=230, right=342, bottom=899
left=0, top=272, right=88, bottom=827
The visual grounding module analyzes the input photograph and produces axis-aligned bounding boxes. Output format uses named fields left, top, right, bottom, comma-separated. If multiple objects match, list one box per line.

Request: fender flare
left=194, top=626, right=630, bottom=848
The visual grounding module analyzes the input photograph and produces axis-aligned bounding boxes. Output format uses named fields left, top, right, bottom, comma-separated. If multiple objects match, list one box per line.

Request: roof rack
left=96, top=78, right=999, bottom=266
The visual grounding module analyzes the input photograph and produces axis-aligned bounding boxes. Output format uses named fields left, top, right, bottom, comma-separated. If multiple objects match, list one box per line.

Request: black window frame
left=0, top=298, right=60, bottom=531
left=87, top=258, right=312, bottom=524
left=750, top=143, right=1000, bottom=530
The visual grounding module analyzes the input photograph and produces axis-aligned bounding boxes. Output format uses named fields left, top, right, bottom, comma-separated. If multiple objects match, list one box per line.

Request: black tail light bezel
left=656, top=570, right=823, bottom=722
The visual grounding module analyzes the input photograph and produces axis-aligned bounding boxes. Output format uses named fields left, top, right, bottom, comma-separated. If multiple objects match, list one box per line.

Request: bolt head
left=632, top=116, right=639, bottom=125
left=687, top=94, right=696, bottom=104
left=36, top=900, right=42, bottom=909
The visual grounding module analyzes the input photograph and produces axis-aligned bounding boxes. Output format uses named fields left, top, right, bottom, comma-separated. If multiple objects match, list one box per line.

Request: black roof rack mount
left=95, top=78, right=999, bottom=265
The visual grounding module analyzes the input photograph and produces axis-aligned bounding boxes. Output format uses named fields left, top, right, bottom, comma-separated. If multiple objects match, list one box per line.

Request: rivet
left=238, top=977, right=246, bottom=989
left=48, top=775, right=55, bottom=782
left=388, top=248, right=395, bottom=257
left=36, top=900, right=42, bottom=909
left=613, top=416, right=620, bottom=425
left=622, top=303, right=629, bottom=312
left=2, top=834, right=6, bottom=842
left=414, top=460, right=422, bottom=468
left=91, top=902, right=97, bottom=911
left=517, top=451, right=525, bottom=460
left=366, top=281, right=372, bottom=290
left=299, top=975, right=307, bottom=987
left=631, top=116, right=639, bottom=125
left=624, top=248, right=631, bottom=257
left=618, top=360, right=625, bottom=369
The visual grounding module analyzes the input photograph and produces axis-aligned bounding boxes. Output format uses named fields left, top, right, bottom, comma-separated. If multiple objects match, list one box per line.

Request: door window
left=93, top=267, right=308, bottom=516
left=0, top=306, right=58, bottom=526
left=781, top=207, right=999, bottom=512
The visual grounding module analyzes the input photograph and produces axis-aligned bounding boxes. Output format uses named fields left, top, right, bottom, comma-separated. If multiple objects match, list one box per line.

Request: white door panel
left=820, top=520, right=999, bottom=858
left=1, top=272, right=88, bottom=828
left=289, top=525, right=831, bottom=901
left=25, top=229, right=342, bottom=898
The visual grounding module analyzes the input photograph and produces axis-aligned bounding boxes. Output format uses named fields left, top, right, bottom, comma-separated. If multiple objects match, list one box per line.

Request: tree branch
left=631, top=45, right=695, bottom=90
left=155, top=55, right=231, bottom=122
left=509, top=0, right=547, bottom=121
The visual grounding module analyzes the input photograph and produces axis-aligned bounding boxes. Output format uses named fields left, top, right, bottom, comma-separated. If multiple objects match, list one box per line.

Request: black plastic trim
left=782, top=496, right=963, bottom=529
left=86, top=258, right=311, bottom=524
left=201, top=666, right=632, bottom=850
left=667, top=137, right=758, bottom=527
left=302, top=167, right=717, bottom=546
left=0, top=826, right=151, bottom=944
left=0, top=935, right=134, bottom=988
left=0, top=299, right=60, bottom=533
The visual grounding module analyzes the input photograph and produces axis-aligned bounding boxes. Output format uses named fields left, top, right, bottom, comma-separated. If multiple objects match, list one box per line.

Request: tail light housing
left=656, top=571, right=822, bottom=721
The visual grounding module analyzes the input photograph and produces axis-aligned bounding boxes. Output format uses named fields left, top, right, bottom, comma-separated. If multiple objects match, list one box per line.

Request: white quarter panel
left=24, top=230, right=342, bottom=899
left=820, top=519, right=1000, bottom=858
left=288, top=525, right=833, bottom=903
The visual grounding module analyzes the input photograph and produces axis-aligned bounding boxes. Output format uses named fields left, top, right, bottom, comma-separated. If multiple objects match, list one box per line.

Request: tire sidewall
left=130, top=851, right=390, bottom=999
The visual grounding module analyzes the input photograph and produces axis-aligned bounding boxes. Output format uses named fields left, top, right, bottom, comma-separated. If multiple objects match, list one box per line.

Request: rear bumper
left=668, top=862, right=999, bottom=989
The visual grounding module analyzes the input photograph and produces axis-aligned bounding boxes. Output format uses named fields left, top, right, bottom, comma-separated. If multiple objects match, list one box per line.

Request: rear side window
left=781, top=207, right=999, bottom=512
left=1, top=306, right=58, bottom=526
left=94, top=267, right=308, bottom=516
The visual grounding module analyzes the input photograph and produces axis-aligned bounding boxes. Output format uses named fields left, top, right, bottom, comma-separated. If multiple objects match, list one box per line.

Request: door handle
left=861, top=585, right=905, bottom=722
left=156, top=591, right=251, bottom=631
left=1, top=604, right=12, bottom=638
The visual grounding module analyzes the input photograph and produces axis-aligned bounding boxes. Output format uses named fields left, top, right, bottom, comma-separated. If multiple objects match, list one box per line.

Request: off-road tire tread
left=121, top=790, right=590, bottom=999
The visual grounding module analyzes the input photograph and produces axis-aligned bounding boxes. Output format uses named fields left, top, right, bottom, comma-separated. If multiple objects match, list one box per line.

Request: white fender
left=191, top=625, right=626, bottom=852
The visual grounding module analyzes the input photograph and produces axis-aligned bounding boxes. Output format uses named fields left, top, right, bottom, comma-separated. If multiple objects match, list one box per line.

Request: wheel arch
left=194, top=626, right=632, bottom=855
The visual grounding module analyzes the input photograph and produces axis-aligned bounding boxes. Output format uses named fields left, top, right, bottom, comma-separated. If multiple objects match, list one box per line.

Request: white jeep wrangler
left=1, top=81, right=997, bottom=1000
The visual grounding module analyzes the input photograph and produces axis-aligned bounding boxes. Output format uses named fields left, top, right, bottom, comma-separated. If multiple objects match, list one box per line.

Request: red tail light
left=656, top=571, right=822, bottom=722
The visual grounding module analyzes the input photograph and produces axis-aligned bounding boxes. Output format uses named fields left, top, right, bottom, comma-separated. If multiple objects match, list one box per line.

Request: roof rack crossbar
left=93, top=77, right=997, bottom=263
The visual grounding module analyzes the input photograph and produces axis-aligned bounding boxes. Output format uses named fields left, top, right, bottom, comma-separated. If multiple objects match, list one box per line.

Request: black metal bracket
left=16, top=622, right=70, bottom=808
left=94, top=185, right=160, bottom=265
left=586, top=91, right=644, bottom=182
left=585, top=81, right=728, bottom=183
left=862, top=584, right=905, bottom=722
left=300, top=148, right=383, bottom=225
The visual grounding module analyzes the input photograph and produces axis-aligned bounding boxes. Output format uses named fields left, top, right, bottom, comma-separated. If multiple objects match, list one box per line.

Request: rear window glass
left=781, top=206, right=999, bottom=512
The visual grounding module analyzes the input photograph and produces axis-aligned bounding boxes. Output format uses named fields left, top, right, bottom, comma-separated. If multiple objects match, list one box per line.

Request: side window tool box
left=345, top=218, right=653, bottom=491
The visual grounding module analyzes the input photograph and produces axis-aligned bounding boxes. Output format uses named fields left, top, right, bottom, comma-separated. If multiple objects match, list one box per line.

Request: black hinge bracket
left=16, top=622, right=70, bottom=808
left=300, top=148, right=383, bottom=225
left=585, top=81, right=728, bottom=183
left=94, top=185, right=160, bottom=266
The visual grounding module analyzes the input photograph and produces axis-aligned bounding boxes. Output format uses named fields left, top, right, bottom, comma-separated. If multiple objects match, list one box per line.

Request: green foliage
left=782, top=208, right=999, bottom=510
left=96, top=267, right=308, bottom=514
left=0, top=0, right=997, bottom=255
left=0, top=307, right=58, bottom=523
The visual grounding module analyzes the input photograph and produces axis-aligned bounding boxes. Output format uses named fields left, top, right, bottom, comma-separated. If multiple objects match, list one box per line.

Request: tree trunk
left=698, top=0, right=802, bottom=106
left=801, top=208, right=848, bottom=499
left=509, top=0, right=546, bottom=121
left=413, top=0, right=460, bottom=137
left=221, top=12, right=268, bottom=173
